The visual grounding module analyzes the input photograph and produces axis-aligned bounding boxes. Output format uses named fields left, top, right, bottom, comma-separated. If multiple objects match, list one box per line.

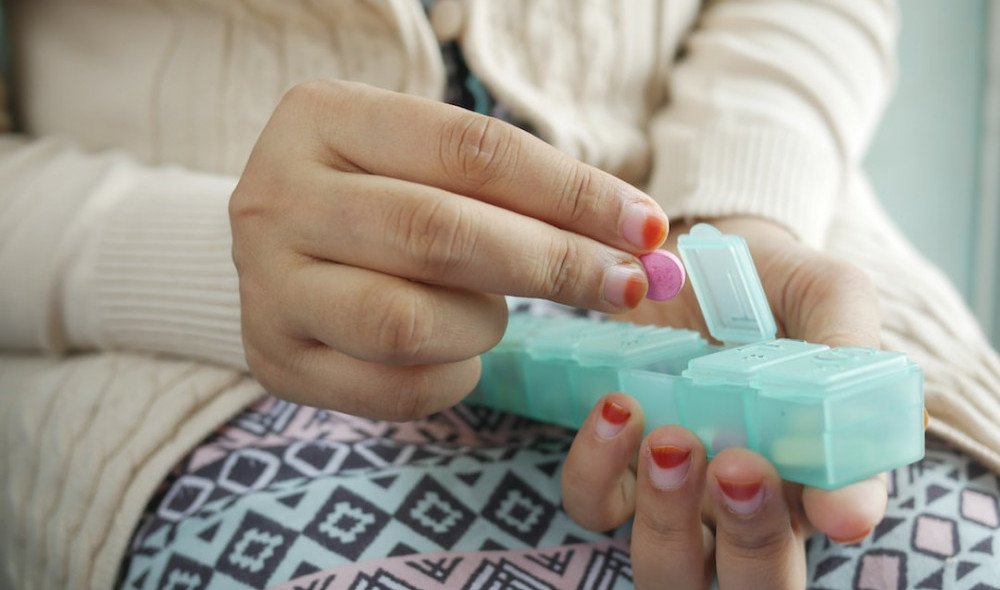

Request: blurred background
left=866, top=0, right=999, bottom=347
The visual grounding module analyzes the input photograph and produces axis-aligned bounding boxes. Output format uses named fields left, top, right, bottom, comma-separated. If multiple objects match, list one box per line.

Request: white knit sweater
left=1, top=1, right=997, bottom=588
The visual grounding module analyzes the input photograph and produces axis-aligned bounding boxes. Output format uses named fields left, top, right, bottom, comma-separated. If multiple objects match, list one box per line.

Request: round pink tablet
left=639, top=250, right=686, bottom=301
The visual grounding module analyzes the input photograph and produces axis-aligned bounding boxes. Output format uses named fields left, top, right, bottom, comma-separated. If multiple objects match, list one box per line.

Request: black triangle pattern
left=971, top=536, right=993, bottom=555
left=196, top=522, right=220, bottom=543
left=873, top=517, right=905, bottom=542
left=926, top=484, right=951, bottom=505
left=900, top=497, right=916, bottom=509
left=277, top=492, right=305, bottom=509
left=534, top=460, right=561, bottom=478
left=290, top=560, right=321, bottom=580
left=370, top=475, right=399, bottom=490
left=812, top=556, right=849, bottom=581
left=389, top=543, right=418, bottom=557
left=967, top=461, right=988, bottom=481
left=915, top=568, right=943, bottom=589
left=480, top=538, right=507, bottom=551
left=456, top=471, right=482, bottom=486
left=957, top=561, right=979, bottom=580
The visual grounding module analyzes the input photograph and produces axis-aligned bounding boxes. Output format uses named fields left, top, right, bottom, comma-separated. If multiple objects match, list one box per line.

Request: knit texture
left=0, top=1, right=996, bottom=588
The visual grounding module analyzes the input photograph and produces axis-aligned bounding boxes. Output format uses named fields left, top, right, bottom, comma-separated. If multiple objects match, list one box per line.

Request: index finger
left=289, top=80, right=669, bottom=254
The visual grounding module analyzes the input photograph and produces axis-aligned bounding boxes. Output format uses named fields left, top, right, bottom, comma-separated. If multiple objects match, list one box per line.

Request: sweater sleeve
left=648, top=0, right=897, bottom=246
left=0, top=125, right=248, bottom=369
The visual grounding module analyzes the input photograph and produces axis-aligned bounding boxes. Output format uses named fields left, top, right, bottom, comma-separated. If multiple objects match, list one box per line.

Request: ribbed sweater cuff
left=63, top=169, right=248, bottom=370
left=647, top=119, right=839, bottom=247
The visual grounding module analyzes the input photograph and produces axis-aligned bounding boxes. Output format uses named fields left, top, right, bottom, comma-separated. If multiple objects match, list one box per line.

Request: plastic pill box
left=467, top=224, right=924, bottom=489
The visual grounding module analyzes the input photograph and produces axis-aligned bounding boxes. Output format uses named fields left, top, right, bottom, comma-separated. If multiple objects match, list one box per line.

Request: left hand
left=560, top=216, right=889, bottom=589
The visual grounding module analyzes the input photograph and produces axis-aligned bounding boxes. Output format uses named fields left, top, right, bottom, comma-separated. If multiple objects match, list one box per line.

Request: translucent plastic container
left=522, top=320, right=620, bottom=427
left=678, top=339, right=828, bottom=456
left=571, top=326, right=709, bottom=424
left=465, top=224, right=925, bottom=489
left=753, top=347, right=924, bottom=487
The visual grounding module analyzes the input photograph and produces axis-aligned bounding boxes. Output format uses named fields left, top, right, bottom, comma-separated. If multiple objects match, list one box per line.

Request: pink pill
left=639, top=250, right=685, bottom=301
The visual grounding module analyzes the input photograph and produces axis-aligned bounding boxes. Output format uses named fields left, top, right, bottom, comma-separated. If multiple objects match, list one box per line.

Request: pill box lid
left=575, top=324, right=705, bottom=367
left=524, top=319, right=621, bottom=360
left=677, top=224, right=777, bottom=346
left=754, top=347, right=912, bottom=390
left=494, top=314, right=576, bottom=352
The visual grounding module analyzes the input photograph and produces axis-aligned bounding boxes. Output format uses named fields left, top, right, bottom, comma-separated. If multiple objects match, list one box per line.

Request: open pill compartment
left=468, top=224, right=925, bottom=489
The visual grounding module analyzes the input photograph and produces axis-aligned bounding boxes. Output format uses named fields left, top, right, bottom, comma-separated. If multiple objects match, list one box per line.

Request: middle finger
left=631, top=425, right=710, bottom=590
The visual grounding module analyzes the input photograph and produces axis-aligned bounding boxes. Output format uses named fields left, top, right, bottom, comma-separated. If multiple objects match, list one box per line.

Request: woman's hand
left=229, top=80, right=668, bottom=420
left=561, top=217, right=888, bottom=589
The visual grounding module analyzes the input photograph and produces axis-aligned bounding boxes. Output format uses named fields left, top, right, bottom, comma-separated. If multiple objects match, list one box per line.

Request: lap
left=119, top=396, right=1000, bottom=590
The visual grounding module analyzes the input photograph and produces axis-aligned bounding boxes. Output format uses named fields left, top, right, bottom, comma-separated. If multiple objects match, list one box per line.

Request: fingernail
left=603, top=265, right=646, bottom=308
left=717, top=477, right=765, bottom=516
left=621, top=203, right=668, bottom=250
left=648, top=444, right=691, bottom=490
left=596, top=400, right=631, bottom=439
left=829, top=528, right=872, bottom=545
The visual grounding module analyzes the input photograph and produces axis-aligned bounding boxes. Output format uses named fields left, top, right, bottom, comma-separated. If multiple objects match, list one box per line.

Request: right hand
left=229, top=80, right=668, bottom=420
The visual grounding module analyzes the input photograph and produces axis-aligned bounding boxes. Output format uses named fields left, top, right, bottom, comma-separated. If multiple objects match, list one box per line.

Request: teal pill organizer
left=466, top=224, right=925, bottom=489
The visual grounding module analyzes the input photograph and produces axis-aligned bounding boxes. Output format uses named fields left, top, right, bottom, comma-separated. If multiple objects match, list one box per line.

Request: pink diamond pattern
left=912, top=515, right=958, bottom=558
left=855, top=551, right=904, bottom=590
left=960, top=489, right=999, bottom=528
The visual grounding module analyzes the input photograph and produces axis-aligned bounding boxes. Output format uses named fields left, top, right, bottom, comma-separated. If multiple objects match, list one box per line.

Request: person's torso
left=6, top=0, right=698, bottom=182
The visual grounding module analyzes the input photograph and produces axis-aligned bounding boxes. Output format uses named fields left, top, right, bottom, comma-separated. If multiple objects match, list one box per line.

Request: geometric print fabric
left=120, top=399, right=620, bottom=589
left=805, top=438, right=1000, bottom=590
left=119, top=394, right=1000, bottom=590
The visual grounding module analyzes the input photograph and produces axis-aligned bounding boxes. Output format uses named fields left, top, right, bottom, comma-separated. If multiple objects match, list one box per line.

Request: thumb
left=775, top=252, right=882, bottom=350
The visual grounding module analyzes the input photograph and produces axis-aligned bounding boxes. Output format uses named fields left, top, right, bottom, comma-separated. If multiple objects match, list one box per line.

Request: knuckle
left=388, top=370, right=434, bottom=421
left=439, top=114, right=517, bottom=187
left=719, top=524, right=791, bottom=563
left=554, top=164, right=600, bottom=225
left=397, top=199, right=479, bottom=280
left=534, top=238, right=582, bottom=302
left=279, top=79, right=346, bottom=113
left=372, top=288, right=435, bottom=364
left=633, top=512, right=702, bottom=555
left=243, top=342, right=286, bottom=395
left=833, top=260, right=876, bottom=296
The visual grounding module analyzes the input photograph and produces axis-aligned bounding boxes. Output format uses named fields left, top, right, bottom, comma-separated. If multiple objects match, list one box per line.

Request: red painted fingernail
left=622, top=203, right=667, bottom=250
left=603, top=265, right=647, bottom=309
left=648, top=445, right=691, bottom=490
left=642, top=215, right=668, bottom=250
left=829, top=528, right=872, bottom=545
left=624, top=275, right=646, bottom=308
left=596, top=400, right=630, bottom=439
left=717, top=477, right=765, bottom=516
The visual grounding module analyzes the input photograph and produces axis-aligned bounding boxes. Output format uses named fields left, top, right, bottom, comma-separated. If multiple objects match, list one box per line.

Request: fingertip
left=707, top=448, right=781, bottom=518
left=619, top=195, right=668, bottom=252
left=590, top=392, right=644, bottom=440
left=641, top=425, right=704, bottom=492
left=601, top=263, right=648, bottom=310
left=562, top=393, right=644, bottom=532
left=803, top=474, right=888, bottom=544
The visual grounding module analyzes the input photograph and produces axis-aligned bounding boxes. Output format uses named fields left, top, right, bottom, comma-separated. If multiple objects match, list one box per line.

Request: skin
left=230, top=81, right=888, bottom=590
left=230, top=80, right=666, bottom=420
